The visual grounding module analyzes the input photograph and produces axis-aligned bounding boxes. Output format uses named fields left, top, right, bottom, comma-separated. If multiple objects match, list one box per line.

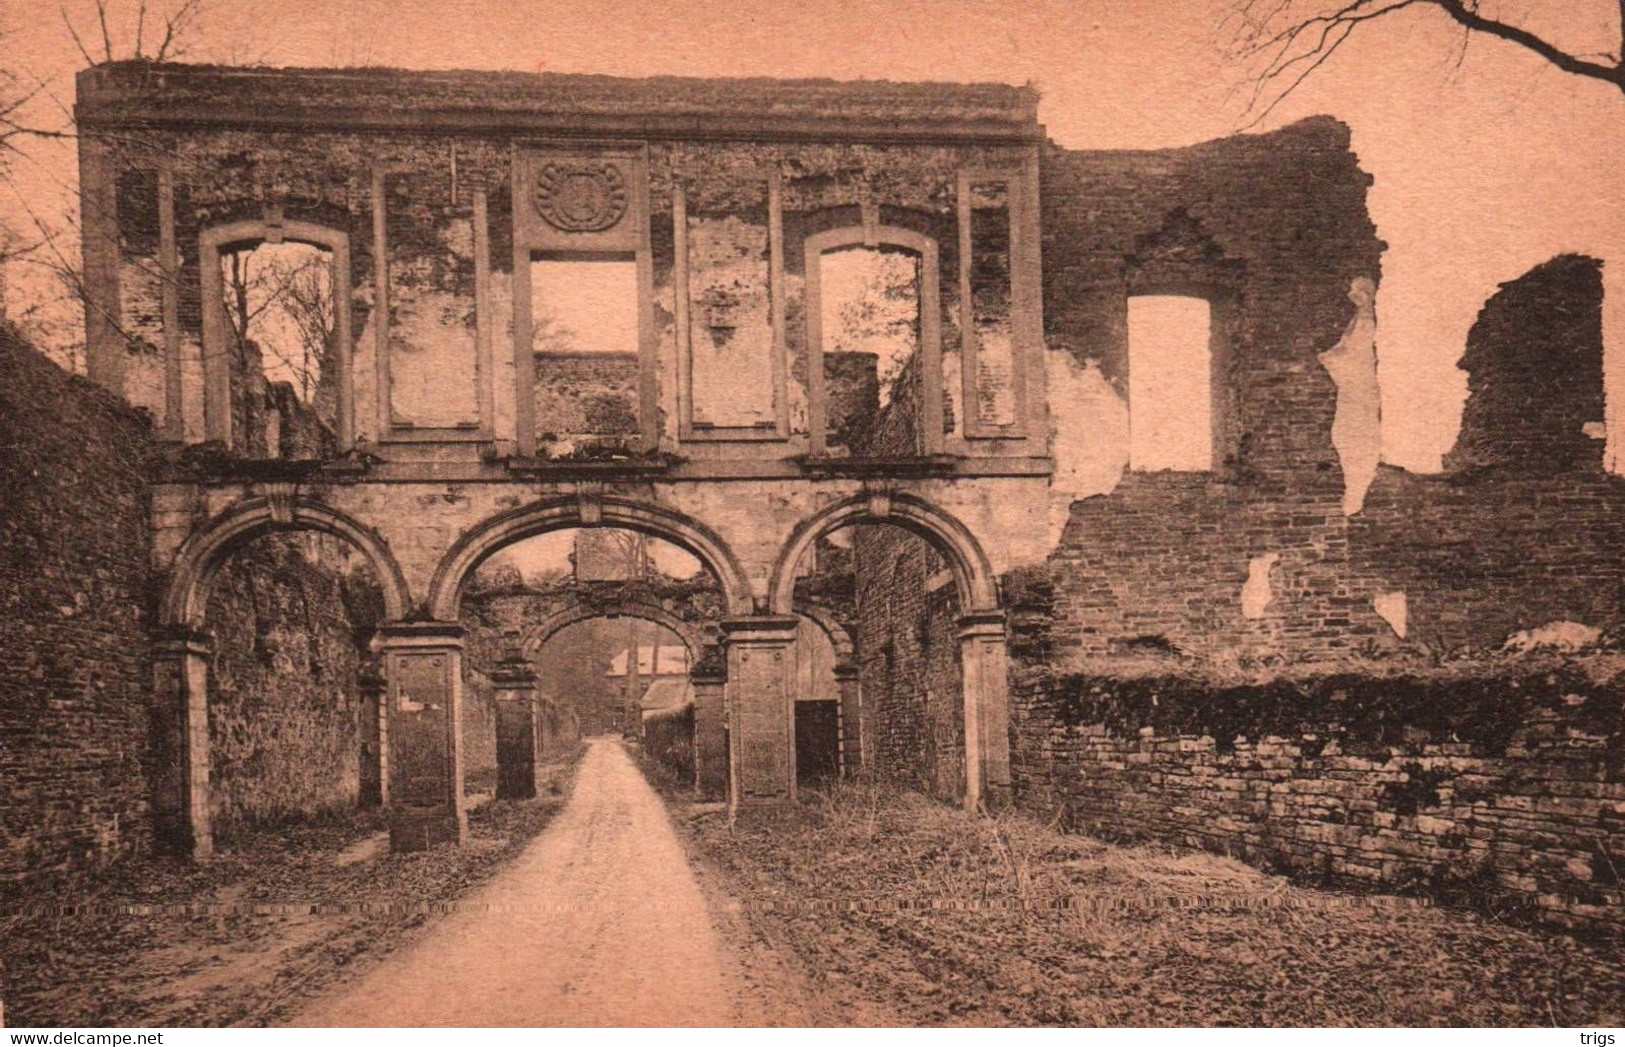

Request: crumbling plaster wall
left=1033, top=116, right=1388, bottom=667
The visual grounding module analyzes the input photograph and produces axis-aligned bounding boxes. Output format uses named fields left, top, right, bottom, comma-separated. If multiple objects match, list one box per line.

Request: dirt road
left=294, top=739, right=788, bottom=1027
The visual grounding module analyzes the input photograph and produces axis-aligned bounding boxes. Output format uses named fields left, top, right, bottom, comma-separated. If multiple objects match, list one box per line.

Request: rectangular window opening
left=530, top=254, right=642, bottom=440
left=819, top=244, right=922, bottom=456
left=1127, top=295, right=1214, bottom=471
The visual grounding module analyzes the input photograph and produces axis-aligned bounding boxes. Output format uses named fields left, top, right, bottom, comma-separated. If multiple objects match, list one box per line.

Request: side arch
left=159, top=495, right=411, bottom=629
left=521, top=598, right=704, bottom=661
left=768, top=492, right=999, bottom=617
left=427, top=495, right=754, bottom=622
left=792, top=600, right=856, bottom=669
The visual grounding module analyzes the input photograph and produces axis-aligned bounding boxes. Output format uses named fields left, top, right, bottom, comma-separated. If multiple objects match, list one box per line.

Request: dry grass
left=684, top=780, right=1625, bottom=1027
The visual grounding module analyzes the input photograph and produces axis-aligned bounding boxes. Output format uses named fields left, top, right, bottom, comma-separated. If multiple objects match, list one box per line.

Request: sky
left=3, top=0, right=1621, bottom=471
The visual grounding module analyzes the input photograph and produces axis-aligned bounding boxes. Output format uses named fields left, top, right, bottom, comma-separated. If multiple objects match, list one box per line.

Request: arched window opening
left=818, top=244, right=923, bottom=455
left=218, top=240, right=340, bottom=459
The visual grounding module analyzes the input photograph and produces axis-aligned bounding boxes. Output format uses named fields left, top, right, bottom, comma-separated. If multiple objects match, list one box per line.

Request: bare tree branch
left=1223, top=0, right=1625, bottom=126
left=59, top=7, right=97, bottom=67
left=1430, top=0, right=1623, bottom=85
left=95, top=0, right=115, bottom=64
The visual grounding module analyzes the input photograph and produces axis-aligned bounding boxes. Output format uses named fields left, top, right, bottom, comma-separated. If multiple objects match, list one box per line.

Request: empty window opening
left=219, top=240, right=338, bottom=456
left=1127, top=295, right=1213, bottom=471
left=530, top=256, right=641, bottom=441
left=531, top=257, right=639, bottom=355
left=819, top=245, right=922, bottom=454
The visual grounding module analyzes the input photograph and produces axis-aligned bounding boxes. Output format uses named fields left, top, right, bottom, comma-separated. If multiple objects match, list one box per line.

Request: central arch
left=427, top=495, right=754, bottom=623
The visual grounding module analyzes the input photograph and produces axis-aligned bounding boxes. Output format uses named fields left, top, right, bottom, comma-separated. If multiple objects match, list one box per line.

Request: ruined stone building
left=1, top=62, right=1619, bottom=930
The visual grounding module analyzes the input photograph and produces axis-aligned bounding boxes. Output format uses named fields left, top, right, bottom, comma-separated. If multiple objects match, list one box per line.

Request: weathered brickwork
left=846, top=120, right=1624, bottom=929
left=202, top=534, right=379, bottom=840
left=0, top=328, right=155, bottom=882
left=1354, top=256, right=1625, bottom=652
left=1035, top=117, right=1387, bottom=663
left=854, top=527, right=964, bottom=802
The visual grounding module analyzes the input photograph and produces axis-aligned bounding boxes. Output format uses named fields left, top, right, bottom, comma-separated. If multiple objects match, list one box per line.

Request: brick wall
left=0, top=328, right=155, bottom=882
left=1036, top=116, right=1386, bottom=664
left=853, top=525, right=964, bottom=802
left=1354, top=255, right=1625, bottom=652
left=202, top=533, right=381, bottom=841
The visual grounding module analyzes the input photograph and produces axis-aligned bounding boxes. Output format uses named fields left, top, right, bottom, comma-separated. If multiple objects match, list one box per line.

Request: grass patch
left=679, top=779, right=1625, bottom=1027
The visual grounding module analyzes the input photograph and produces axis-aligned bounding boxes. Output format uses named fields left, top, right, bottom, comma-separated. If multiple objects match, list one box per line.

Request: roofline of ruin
left=74, top=61, right=1046, bottom=144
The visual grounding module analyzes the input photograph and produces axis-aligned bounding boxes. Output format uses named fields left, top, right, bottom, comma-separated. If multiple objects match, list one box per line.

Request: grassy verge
left=675, top=779, right=1625, bottom=1027
left=0, top=748, right=583, bottom=1027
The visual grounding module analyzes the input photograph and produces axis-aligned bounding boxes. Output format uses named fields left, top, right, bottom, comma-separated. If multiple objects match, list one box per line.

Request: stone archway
left=426, top=494, right=754, bottom=623
left=153, top=493, right=411, bottom=859
left=766, top=491, right=1009, bottom=811
left=520, top=598, right=704, bottom=663
left=160, top=494, right=410, bottom=629
left=767, top=490, right=999, bottom=617
left=375, top=495, right=754, bottom=842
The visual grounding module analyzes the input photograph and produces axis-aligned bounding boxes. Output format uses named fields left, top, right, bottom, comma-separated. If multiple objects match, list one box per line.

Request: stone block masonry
left=1010, top=664, right=1625, bottom=932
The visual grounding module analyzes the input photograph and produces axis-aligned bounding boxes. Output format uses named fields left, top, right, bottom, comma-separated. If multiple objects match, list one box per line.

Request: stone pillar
left=958, top=611, right=1012, bottom=812
left=690, top=661, right=728, bottom=800
left=492, top=654, right=539, bottom=801
left=376, top=621, right=467, bottom=851
left=358, top=661, right=386, bottom=808
left=722, top=616, right=799, bottom=811
left=152, top=628, right=214, bottom=859
left=834, top=664, right=861, bottom=778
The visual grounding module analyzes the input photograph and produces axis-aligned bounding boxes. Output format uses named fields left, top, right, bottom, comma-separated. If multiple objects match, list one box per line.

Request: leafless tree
left=1223, top=0, right=1625, bottom=126
left=58, top=0, right=205, bottom=68
left=220, top=244, right=336, bottom=404
left=0, top=1, right=208, bottom=364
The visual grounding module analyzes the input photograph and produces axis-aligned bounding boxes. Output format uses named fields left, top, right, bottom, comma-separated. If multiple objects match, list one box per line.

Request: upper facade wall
left=77, top=62, right=1048, bottom=470
left=1041, top=116, right=1384, bottom=484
